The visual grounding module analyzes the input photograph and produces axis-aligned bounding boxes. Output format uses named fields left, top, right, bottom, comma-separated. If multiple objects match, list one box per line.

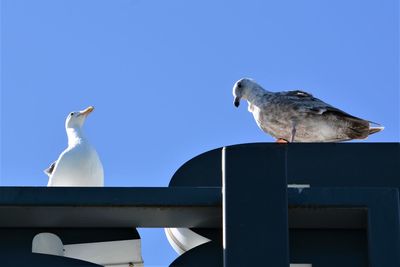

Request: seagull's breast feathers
left=48, top=142, right=104, bottom=186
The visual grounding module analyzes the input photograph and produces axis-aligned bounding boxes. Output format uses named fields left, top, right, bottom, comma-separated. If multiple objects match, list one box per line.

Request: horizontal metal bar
left=0, top=186, right=221, bottom=206
left=0, top=187, right=222, bottom=228
left=0, top=187, right=397, bottom=230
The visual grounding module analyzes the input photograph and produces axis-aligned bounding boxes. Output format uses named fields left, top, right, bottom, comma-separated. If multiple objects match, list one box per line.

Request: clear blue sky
left=1, top=0, right=399, bottom=265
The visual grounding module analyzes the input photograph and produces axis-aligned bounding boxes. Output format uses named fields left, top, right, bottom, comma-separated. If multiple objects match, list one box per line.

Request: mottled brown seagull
left=232, top=78, right=383, bottom=143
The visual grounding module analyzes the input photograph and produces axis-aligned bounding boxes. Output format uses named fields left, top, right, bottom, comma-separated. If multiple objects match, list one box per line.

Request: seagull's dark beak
left=80, top=106, right=94, bottom=116
left=234, top=97, right=240, bottom=108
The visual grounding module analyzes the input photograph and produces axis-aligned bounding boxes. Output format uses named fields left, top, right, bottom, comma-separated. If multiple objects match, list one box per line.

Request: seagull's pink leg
left=276, top=138, right=288, bottom=143
left=291, top=126, right=297, bottom=142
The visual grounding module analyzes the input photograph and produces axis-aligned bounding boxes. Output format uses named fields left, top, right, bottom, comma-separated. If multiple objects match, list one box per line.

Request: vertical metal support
left=222, top=144, right=289, bottom=267
left=367, top=188, right=400, bottom=267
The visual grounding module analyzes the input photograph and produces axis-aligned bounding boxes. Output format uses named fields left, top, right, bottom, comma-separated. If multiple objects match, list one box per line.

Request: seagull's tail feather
left=345, top=118, right=383, bottom=140
left=43, top=168, right=52, bottom=177
left=44, top=161, right=56, bottom=177
left=368, top=121, right=384, bottom=136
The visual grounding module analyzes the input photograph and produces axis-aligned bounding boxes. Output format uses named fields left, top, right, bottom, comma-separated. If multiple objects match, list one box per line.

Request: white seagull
left=232, top=78, right=384, bottom=143
left=45, top=106, right=104, bottom=186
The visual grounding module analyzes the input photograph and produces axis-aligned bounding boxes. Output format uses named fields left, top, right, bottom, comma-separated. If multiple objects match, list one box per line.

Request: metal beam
left=0, top=187, right=221, bottom=228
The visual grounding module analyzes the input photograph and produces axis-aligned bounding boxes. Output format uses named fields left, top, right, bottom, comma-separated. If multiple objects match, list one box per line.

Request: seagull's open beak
left=234, top=97, right=240, bottom=108
left=80, top=106, right=94, bottom=116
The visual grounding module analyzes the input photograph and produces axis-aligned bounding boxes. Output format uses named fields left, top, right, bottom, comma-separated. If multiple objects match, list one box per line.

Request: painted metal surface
left=0, top=143, right=399, bottom=266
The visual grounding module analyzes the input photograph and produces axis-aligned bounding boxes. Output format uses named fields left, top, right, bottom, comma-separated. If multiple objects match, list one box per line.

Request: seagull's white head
left=65, top=106, right=94, bottom=130
left=232, top=78, right=260, bottom=107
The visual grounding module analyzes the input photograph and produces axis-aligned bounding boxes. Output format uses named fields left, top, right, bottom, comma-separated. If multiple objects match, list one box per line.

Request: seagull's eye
left=237, top=82, right=242, bottom=88
left=70, top=112, right=74, bottom=116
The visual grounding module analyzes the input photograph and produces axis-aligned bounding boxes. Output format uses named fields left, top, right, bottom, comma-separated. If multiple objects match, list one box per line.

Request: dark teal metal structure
left=0, top=143, right=399, bottom=266
left=170, top=143, right=400, bottom=267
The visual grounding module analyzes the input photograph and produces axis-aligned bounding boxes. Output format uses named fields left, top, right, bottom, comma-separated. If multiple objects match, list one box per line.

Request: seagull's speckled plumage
left=232, top=78, right=383, bottom=142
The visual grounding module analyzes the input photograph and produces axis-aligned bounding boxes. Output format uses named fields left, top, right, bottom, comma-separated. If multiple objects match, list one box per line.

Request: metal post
left=367, top=188, right=400, bottom=267
left=222, top=144, right=289, bottom=267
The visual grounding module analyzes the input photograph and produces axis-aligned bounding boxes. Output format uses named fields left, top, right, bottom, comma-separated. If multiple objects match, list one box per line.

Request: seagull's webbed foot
left=276, top=138, right=289, bottom=144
